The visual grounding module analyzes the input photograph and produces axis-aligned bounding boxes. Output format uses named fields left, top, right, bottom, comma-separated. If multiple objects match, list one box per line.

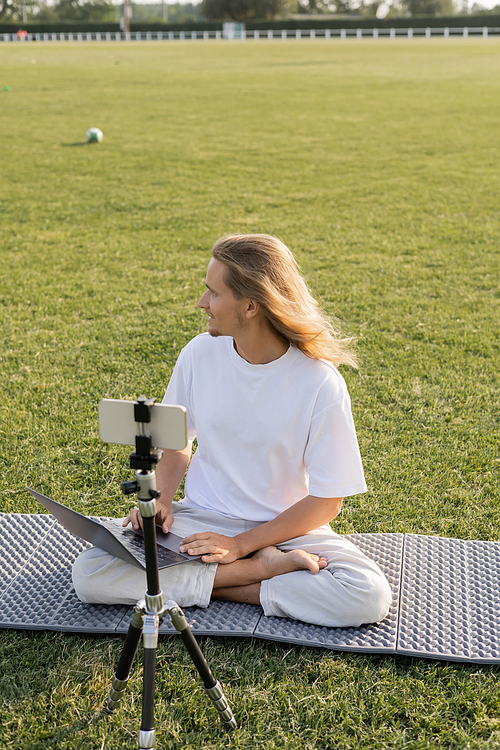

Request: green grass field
left=1, top=38, right=499, bottom=749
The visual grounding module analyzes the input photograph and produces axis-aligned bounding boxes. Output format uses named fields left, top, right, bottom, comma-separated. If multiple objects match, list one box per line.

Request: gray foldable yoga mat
left=1, top=513, right=500, bottom=663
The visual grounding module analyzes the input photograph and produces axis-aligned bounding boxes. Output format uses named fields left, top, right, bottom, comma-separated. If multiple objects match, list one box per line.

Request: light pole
left=123, top=0, right=131, bottom=33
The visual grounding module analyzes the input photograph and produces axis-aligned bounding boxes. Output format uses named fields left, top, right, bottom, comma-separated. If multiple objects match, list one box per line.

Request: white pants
left=72, top=503, right=392, bottom=629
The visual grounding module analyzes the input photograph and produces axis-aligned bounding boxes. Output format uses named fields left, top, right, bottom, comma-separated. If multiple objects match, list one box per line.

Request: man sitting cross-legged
left=72, top=234, right=391, bottom=628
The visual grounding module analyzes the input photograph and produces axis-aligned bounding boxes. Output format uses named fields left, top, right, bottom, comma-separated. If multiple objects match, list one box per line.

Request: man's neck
left=232, top=329, right=289, bottom=365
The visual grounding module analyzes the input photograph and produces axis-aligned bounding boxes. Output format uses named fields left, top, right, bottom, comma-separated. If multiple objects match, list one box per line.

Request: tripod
left=104, top=397, right=237, bottom=749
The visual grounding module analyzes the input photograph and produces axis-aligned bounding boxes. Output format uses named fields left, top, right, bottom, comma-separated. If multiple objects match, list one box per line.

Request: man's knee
left=355, top=571, right=392, bottom=625
left=324, top=565, right=392, bottom=627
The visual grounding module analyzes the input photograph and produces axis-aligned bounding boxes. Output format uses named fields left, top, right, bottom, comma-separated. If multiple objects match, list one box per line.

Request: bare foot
left=253, top=546, right=328, bottom=579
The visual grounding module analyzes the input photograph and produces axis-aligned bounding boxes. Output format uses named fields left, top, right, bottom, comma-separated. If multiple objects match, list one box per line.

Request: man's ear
left=245, top=300, right=260, bottom=319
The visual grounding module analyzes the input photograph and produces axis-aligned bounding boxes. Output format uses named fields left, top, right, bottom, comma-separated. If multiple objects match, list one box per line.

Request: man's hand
left=180, top=532, right=242, bottom=564
left=122, top=504, right=174, bottom=534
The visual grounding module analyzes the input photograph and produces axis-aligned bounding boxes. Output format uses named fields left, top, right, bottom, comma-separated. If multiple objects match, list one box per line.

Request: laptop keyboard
left=99, top=519, right=188, bottom=568
left=126, top=533, right=188, bottom=567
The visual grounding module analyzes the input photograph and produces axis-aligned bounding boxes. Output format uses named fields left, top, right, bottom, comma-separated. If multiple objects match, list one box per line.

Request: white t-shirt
left=162, top=333, right=367, bottom=523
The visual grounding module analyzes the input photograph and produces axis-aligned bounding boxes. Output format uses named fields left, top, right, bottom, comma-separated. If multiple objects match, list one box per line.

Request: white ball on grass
left=86, top=128, right=103, bottom=143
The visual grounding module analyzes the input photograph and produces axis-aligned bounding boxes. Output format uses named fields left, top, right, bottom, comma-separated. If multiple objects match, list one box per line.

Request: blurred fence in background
left=2, top=25, right=499, bottom=41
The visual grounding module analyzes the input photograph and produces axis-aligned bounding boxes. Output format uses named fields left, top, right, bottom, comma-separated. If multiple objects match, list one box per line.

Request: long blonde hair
left=211, top=234, right=357, bottom=367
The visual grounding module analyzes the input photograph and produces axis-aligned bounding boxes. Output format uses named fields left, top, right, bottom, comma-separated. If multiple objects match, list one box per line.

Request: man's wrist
left=156, top=496, right=173, bottom=512
left=234, top=530, right=258, bottom=559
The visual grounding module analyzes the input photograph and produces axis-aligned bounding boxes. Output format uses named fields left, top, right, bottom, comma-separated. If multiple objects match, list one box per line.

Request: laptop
left=26, top=488, right=202, bottom=571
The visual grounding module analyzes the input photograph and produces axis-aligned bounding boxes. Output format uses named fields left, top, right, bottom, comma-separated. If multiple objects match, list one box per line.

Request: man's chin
left=207, top=323, right=222, bottom=337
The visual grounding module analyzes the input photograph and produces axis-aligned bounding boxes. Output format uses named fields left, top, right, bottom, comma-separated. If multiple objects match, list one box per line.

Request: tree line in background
left=1, top=0, right=499, bottom=26
left=0, top=1, right=204, bottom=23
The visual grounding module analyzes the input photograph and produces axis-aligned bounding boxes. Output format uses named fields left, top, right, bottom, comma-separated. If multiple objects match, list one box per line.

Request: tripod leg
left=138, top=613, right=160, bottom=750
left=166, top=601, right=238, bottom=731
left=106, top=604, right=144, bottom=714
left=137, top=500, right=165, bottom=748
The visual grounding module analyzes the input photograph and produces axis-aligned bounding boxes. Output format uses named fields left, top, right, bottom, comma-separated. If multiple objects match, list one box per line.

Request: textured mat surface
left=0, top=513, right=55, bottom=598
left=0, top=515, right=130, bottom=632
left=398, top=534, right=500, bottom=664
left=157, top=599, right=262, bottom=637
left=1, top=514, right=500, bottom=663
